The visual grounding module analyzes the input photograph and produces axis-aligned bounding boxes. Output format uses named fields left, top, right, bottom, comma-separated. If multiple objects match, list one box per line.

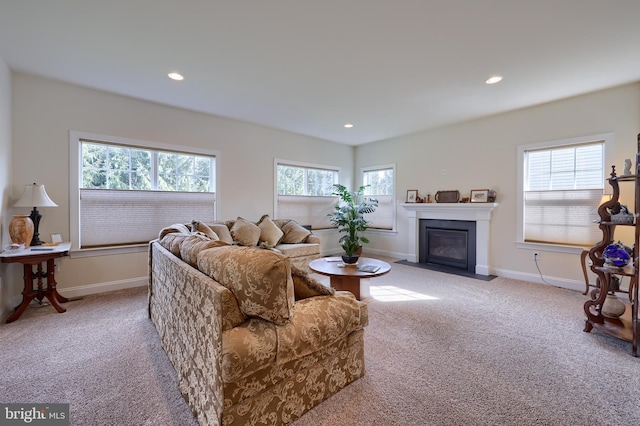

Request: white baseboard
left=58, top=277, right=148, bottom=300
left=332, top=248, right=586, bottom=293
left=490, top=267, right=585, bottom=293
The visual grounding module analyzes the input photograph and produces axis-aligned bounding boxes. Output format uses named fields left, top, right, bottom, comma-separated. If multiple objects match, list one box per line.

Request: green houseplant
left=328, top=184, right=378, bottom=263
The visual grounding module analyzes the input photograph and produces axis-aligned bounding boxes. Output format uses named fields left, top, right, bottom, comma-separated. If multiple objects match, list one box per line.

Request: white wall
left=356, top=83, right=640, bottom=290
left=8, top=71, right=640, bottom=303
left=10, top=73, right=353, bottom=299
left=0, top=56, right=13, bottom=318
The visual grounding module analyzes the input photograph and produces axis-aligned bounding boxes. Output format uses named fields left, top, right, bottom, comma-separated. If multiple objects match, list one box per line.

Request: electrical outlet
left=440, top=168, right=447, bottom=176
left=533, top=252, right=540, bottom=261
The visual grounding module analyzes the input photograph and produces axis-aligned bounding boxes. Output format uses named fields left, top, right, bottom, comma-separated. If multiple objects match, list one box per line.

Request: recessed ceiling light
left=168, top=72, right=184, bottom=81
left=485, top=75, right=503, bottom=85
left=344, top=123, right=354, bottom=128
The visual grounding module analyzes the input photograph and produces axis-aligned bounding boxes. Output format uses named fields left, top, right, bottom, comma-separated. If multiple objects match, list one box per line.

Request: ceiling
left=1, top=1, right=640, bottom=146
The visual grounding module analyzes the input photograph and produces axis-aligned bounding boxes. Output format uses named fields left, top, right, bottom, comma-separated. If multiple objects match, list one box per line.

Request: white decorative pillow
left=230, top=217, right=261, bottom=246
left=258, top=214, right=284, bottom=248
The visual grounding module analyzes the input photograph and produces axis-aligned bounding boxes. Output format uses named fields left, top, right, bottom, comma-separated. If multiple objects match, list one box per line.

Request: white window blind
left=80, top=189, right=216, bottom=248
left=365, top=194, right=394, bottom=230
left=275, top=159, right=340, bottom=229
left=524, top=142, right=603, bottom=246
left=363, top=166, right=395, bottom=230
left=276, top=195, right=336, bottom=230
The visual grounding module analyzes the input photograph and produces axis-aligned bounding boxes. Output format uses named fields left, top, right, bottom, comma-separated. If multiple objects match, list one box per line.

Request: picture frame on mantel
left=470, top=189, right=489, bottom=203
left=406, top=189, right=418, bottom=203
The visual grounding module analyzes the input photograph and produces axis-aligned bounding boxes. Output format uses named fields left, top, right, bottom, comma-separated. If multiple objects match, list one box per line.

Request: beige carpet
left=1, top=261, right=639, bottom=425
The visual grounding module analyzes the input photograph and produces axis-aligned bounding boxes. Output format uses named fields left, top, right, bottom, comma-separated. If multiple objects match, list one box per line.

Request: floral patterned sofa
left=148, top=218, right=368, bottom=425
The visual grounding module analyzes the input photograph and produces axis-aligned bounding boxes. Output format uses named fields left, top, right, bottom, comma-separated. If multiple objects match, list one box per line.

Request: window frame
left=516, top=132, right=613, bottom=254
left=69, top=130, right=220, bottom=257
left=361, top=163, right=397, bottom=233
left=274, top=158, right=341, bottom=230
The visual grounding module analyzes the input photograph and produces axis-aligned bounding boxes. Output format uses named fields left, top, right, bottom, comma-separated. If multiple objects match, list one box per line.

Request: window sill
left=365, top=228, right=397, bottom=235
left=70, top=244, right=148, bottom=258
left=515, top=241, right=587, bottom=255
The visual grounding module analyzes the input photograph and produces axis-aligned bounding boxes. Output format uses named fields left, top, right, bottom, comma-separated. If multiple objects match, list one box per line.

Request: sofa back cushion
left=197, top=246, right=295, bottom=325
left=180, top=237, right=228, bottom=267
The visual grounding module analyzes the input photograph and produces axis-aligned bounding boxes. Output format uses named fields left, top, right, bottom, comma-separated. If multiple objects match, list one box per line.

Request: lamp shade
left=13, top=183, right=58, bottom=208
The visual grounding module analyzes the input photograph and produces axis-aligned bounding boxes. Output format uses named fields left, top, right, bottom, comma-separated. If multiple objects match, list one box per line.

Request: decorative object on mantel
left=12, top=183, right=58, bottom=246
left=602, top=241, right=632, bottom=267
left=8, top=215, right=34, bottom=248
left=434, top=190, right=460, bottom=203
left=406, top=189, right=418, bottom=203
left=426, top=193, right=432, bottom=203
left=328, top=184, right=378, bottom=264
left=470, top=189, right=489, bottom=203
left=487, top=189, right=497, bottom=202
left=610, top=205, right=634, bottom=224
left=623, top=158, right=632, bottom=175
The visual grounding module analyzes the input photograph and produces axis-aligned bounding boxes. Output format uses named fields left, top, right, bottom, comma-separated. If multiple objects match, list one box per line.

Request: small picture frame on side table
left=406, top=189, right=418, bottom=203
left=51, top=233, right=63, bottom=244
left=470, top=189, right=489, bottom=203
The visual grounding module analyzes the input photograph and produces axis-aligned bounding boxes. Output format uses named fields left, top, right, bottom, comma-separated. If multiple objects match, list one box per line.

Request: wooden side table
left=309, top=257, right=391, bottom=300
left=1, top=242, right=71, bottom=323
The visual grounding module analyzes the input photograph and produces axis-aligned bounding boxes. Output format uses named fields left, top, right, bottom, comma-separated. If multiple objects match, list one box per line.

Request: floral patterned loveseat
left=148, top=219, right=368, bottom=425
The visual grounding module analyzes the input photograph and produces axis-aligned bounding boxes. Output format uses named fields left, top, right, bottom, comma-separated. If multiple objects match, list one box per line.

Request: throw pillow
left=197, top=245, right=295, bottom=325
left=281, top=220, right=311, bottom=244
left=191, top=220, right=219, bottom=240
left=291, top=264, right=335, bottom=300
left=206, top=223, right=234, bottom=244
left=230, top=217, right=261, bottom=246
left=257, top=214, right=284, bottom=248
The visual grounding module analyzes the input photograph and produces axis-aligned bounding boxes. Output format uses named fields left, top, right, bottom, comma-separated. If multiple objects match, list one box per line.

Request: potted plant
left=328, top=184, right=378, bottom=264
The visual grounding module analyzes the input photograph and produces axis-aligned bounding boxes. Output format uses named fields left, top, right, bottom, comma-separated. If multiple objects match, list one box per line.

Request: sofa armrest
left=149, top=241, right=226, bottom=425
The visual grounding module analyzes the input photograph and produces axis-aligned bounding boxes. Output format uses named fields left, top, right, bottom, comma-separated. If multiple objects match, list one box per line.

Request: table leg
left=330, top=275, right=363, bottom=300
left=6, top=264, right=37, bottom=323
left=45, top=258, right=67, bottom=312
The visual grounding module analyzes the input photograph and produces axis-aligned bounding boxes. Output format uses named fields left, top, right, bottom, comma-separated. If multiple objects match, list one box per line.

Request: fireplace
left=419, top=219, right=476, bottom=273
left=401, top=203, right=497, bottom=276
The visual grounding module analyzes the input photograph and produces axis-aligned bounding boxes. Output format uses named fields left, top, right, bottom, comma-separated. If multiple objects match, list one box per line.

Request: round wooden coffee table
left=309, top=257, right=391, bottom=300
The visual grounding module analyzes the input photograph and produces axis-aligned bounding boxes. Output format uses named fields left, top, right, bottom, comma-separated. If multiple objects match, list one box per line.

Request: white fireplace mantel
left=401, top=203, right=498, bottom=276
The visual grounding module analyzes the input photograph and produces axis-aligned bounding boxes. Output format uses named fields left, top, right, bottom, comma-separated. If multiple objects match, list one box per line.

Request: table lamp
left=13, top=183, right=58, bottom=246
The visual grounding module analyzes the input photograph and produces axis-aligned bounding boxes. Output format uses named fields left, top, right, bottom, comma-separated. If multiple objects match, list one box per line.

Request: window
left=362, top=165, right=396, bottom=230
left=518, top=133, right=610, bottom=249
left=70, top=131, right=218, bottom=253
left=275, top=160, right=340, bottom=229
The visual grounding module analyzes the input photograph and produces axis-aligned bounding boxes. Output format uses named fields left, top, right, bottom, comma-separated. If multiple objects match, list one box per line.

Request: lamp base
left=29, top=207, right=44, bottom=246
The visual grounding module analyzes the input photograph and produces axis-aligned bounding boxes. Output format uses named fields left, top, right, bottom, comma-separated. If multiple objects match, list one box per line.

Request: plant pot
left=341, top=254, right=359, bottom=264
